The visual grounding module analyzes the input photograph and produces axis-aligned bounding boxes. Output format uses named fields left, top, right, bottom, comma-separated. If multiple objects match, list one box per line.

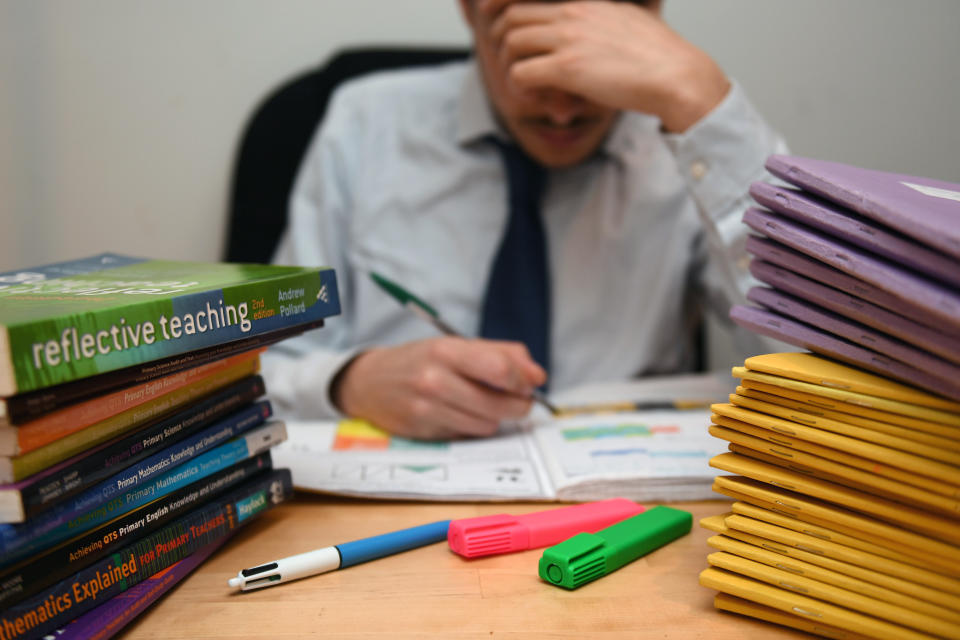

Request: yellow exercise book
left=706, top=534, right=960, bottom=624
left=699, top=567, right=937, bottom=640
left=713, top=486, right=957, bottom=580
left=726, top=441, right=959, bottom=516
left=710, top=453, right=960, bottom=544
left=712, top=403, right=960, bottom=485
left=710, top=415, right=959, bottom=499
left=709, top=503, right=949, bottom=574
left=700, top=514, right=960, bottom=610
left=736, top=384, right=960, bottom=450
left=732, top=367, right=960, bottom=427
left=738, top=377, right=960, bottom=440
left=707, top=551, right=960, bottom=637
left=711, top=476, right=960, bottom=577
left=728, top=502, right=955, bottom=585
left=710, top=424, right=960, bottom=515
left=713, top=593, right=875, bottom=640
left=743, top=352, right=960, bottom=413
left=728, top=392, right=960, bottom=464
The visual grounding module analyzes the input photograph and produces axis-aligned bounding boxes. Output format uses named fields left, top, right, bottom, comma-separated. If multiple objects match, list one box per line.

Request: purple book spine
left=47, top=537, right=229, bottom=640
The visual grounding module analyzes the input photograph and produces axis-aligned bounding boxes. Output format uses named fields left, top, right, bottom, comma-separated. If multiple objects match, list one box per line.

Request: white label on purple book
left=900, top=181, right=960, bottom=204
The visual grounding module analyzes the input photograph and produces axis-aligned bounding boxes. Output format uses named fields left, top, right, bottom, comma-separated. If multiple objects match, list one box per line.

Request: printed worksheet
left=271, top=407, right=728, bottom=501
left=271, top=372, right=734, bottom=501
left=271, top=419, right=553, bottom=500
left=531, top=408, right=727, bottom=501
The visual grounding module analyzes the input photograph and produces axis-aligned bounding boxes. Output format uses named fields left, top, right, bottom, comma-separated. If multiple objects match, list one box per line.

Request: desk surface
left=124, top=495, right=807, bottom=639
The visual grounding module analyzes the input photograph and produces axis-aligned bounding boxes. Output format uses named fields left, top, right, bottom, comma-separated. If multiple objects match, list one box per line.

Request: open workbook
left=271, top=373, right=734, bottom=502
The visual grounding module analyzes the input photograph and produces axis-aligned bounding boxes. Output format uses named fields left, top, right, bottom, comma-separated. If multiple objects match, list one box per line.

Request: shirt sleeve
left=263, top=90, right=360, bottom=420
left=661, top=81, right=793, bottom=358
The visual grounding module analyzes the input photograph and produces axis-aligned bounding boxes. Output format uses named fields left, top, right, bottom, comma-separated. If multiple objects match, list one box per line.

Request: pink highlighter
left=447, top=498, right=645, bottom=558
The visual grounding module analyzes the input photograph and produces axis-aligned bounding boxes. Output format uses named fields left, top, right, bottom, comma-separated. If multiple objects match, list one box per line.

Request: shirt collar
left=456, top=59, right=502, bottom=146
left=455, top=58, right=659, bottom=162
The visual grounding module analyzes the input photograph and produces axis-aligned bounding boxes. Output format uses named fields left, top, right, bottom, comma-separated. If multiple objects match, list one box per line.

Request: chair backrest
left=224, top=46, right=470, bottom=263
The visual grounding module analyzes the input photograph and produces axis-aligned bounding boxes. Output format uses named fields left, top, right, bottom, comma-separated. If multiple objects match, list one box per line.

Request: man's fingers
left=489, top=3, right=563, bottom=44
left=481, top=0, right=556, bottom=24
left=427, top=406, right=500, bottom=439
left=477, top=0, right=513, bottom=20
left=388, top=418, right=462, bottom=442
left=428, top=339, right=525, bottom=394
left=444, top=375, right=535, bottom=423
left=488, top=341, right=547, bottom=388
left=498, top=24, right=567, bottom=67
left=508, top=53, right=572, bottom=93
left=336, top=338, right=542, bottom=441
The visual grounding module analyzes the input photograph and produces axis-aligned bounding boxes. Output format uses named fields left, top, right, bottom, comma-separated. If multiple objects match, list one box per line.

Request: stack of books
left=0, top=254, right=339, bottom=639
left=697, top=156, right=960, bottom=639
left=729, top=154, right=960, bottom=401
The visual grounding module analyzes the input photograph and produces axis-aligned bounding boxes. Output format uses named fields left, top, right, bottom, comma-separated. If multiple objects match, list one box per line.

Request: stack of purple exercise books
left=732, top=154, right=960, bottom=403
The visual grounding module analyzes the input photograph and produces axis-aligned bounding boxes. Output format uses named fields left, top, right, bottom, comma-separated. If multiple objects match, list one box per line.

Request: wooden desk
left=124, top=494, right=807, bottom=639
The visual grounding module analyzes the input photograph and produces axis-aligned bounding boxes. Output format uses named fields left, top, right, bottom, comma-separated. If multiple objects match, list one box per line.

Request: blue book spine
left=0, top=468, right=293, bottom=640
left=2, top=399, right=270, bottom=532
left=0, top=421, right=286, bottom=567
left=0, top=452, right=272, bottom=609
left=14, top=375, right=267, bottom=517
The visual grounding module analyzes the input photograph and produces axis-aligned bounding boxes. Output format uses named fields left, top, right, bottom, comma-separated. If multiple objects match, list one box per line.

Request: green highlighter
left=538, top=505, right=692, bottom=589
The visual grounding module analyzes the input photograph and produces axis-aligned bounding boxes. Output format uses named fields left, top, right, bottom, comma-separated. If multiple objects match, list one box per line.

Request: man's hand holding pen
left=332, top=336, right=545, bottom=440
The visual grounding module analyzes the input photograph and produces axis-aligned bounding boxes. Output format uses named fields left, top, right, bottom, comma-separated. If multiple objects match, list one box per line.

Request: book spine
left=52, top=538, right=227, bottom=640
left=3, top=350, right=260, bottom=454
left=0, top=468, right=292, bottom=640
left=2, top=320, right=316, bottom=424
left=51, top=536, right=229, bottom=640
left=5, top=265, right=339, bottom=394
left=0, top=421, right=286, bottom=567
left=7, top=398, right=273, bottom=523
left=0, top=453, right=271, bottom=609
left=12, top=375, right=266, bottom=513
left=5, top=355, right=260, bottom=481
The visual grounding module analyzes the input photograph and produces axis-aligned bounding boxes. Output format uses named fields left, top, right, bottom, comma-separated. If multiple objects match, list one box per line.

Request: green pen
left=538, top=505, right=692, bottom=589
left=369, top=271, right=559, bottom=415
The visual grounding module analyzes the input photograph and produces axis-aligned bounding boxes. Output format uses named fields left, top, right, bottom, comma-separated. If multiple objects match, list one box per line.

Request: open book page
left=272, top=372, right=735, bottom=502
left=270, top=419, right=555, bottom=500
left=529, top=408, right=727, bottom=502
left=535, top=372, right=735, bottom=502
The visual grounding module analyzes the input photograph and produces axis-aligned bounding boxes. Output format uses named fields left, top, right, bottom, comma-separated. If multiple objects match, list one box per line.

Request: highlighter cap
left=448, top=514, right=529, bottom=557
left=539, top=505, right=692, bottom=589
left=448, top=498, right=644, bottom=558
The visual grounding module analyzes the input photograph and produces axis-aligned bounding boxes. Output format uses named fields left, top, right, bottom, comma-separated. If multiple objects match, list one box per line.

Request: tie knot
left=489, top=138, right=547, bottom=207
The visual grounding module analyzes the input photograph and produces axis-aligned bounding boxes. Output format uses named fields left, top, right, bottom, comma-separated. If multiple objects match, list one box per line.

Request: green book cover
left=0, top=254, right=339, bottom=395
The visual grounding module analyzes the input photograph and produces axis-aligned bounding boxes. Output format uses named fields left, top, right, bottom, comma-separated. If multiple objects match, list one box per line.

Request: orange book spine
left=7, top=349, right=262, bottom=455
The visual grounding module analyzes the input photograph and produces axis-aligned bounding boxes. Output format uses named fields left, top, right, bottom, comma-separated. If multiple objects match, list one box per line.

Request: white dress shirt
left=265, top=59, right=787, bottom=419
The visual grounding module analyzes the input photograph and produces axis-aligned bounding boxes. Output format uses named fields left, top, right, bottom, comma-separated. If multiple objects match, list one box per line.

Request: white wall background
left=2, top=0, right=958, bottom=273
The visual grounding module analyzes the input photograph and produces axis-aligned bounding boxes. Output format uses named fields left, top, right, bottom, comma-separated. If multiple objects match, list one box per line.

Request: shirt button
left=690, top=160, right=708, bottom=181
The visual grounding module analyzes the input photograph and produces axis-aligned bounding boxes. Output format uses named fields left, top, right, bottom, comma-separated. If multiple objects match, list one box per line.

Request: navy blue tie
left=479, top=140, right=551, bottom=381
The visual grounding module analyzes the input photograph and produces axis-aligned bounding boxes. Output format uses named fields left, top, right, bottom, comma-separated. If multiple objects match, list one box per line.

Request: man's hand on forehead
left=475, top=0, right=729, bottom=133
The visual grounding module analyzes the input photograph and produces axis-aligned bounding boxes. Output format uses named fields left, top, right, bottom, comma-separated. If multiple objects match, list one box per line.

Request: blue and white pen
left=227, top=519, right=451, bottom=591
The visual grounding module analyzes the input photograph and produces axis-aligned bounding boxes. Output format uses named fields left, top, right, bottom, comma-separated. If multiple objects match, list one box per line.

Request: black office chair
left=224, top=46, right=470, bottom=264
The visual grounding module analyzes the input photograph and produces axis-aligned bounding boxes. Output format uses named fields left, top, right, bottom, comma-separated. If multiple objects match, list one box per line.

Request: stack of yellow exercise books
left=699, top=351, right=960, bottom=640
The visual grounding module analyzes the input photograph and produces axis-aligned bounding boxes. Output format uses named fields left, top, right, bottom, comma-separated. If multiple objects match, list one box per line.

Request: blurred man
left=267, top=0, right=786, bottom=438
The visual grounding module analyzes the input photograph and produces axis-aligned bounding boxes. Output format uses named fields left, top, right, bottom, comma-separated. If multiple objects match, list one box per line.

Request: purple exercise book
left=743, top=207, right=960, bottom=331
left=749, top=259, right=960, bottom=365
left=730, top=305, right=960, bottom=402
left=745, top=235, right=949, bottom=329
left=765, top=154, right=960, bottom=260
left=749, top=181, right=960, bottom=288
left=746, top=286, right=960, bottom=390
